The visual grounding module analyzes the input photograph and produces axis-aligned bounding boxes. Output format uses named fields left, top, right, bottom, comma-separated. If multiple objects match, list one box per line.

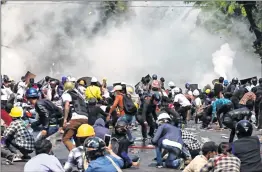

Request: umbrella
left=77, top=76, right=101, bottom=87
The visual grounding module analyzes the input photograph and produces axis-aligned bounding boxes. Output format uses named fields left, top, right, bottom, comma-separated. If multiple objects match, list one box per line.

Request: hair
left=218, top=142, right=230, bottom=154
left=35, top=139, right=52, bottom=155
left=202, top=141, right=218, bottom=156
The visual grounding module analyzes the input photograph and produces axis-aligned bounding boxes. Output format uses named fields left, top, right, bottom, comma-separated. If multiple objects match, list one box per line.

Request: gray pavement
left=2, top=122, right=262, bottom=172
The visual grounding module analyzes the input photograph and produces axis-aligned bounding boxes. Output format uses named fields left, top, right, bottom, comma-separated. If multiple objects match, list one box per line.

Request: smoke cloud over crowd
left=1, top=1, right=261, bottom=87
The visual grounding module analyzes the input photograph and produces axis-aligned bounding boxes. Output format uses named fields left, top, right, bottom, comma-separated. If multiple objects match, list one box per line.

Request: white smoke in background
left=1, top=1, right=261, bottom=87
left=212, top=43, right=235, bottom=80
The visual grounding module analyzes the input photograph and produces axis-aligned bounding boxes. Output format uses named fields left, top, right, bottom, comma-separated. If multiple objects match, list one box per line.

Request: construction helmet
left=64, top=81, right=75, bottom=91
left=126, top=87, right=134, bottom=94
left=76, top=124, right=95, bottom=137
left=205, top=89, right=211, bottom=94
left=79, top=80, right=85, bottom=86
left=9, top=107, right=23, bottom=118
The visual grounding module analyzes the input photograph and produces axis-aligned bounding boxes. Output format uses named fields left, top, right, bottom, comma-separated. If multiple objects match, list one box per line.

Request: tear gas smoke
left=1, top=1, right=261, bottom=87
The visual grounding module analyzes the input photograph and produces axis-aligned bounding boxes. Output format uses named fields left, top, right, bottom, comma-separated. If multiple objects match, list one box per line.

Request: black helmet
left=219, top=77, right=224, bottom=84
left=115, top=120, right=127, bottom=135
left=232, top=77, right=238, bottom=84
left=259, top=78, right=262, bottom=84
left=2, top=75, right=10, bottom=83
left=152, top=74, right=157, bottom=80
left=236, top=120, right=253, bottom=138
left=160, top=77, right=165, bottom=82
left=152, top=92, right=161, bottom=102
left=84, top=136, right=106, bottom=160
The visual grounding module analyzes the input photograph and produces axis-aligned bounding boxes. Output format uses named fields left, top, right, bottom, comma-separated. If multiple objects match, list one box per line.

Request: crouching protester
left=2, top=107, right=35, bottom=160
left=151, top=112, right=184, bottom=169
left=183, top=141, right=218, bottom=172
left=231, top=120, right=262, bottom=172
left=111, top=120, right=140, bottom=169
left=24, top=139, right=65, bottom=172
left=84, top=136, right=124, bottom=172
left=64, top=124, right=95, bottom=172
left=26, top=88, right=63, bottom=141
left=200, top=142, right=240, bottom=172
left=222, top=100, right=253, bottom=143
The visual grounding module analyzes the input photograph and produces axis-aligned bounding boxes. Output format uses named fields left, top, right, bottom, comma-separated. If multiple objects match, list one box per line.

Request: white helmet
left=193, top=89, right=200, bottom=96
left=168, top=81, right=175, bottom=87
left=70, top=77, right=76, bottom=82
left=188, top=90, right=193, bottom=96
left=157, top=113, right=171, bottom=122
left=91, top=77, right=98, bottom=83
left=174, top=87, right=180, bottom=93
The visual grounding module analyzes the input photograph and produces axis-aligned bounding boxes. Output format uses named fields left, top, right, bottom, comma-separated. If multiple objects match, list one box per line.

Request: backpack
left=123, top=94, right=137, bottom=115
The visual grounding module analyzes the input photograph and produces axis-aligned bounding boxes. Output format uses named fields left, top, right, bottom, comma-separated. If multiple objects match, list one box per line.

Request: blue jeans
left=155, top=142, right=182, bottom=168
left=118, top=114, right=134, bottom=141
left=36, top=125, right=59, bottom=141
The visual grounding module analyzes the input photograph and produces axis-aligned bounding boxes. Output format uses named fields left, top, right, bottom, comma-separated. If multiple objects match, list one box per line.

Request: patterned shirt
left=181, top=130, right=202, bottom=150
left=239, top=92, right=256, bottom=105
left=64, top=146, right=85, bottom=172
left=3, top=119, right=35, bottom=151
left=200, top=153, right=241, bottom=172
left=212, top=98, right=232, bottom=117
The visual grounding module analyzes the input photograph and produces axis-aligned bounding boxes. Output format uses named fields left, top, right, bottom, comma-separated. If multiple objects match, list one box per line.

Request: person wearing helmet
left=64, top=124, right=95, bottom=172
left=24, top=139, right=64, bottom=172
left=192, top=89, right=202, bottom=124
left=3, top=107, right=35, bottom=160
left=87, top=98, right=109, bottom=125
left=85, top=77, right=102, bottom=101
left=222, top=100, right=254, bottom=143
left=84, top=136, right=124, bottom=172
left=15, top=76, right=27, bottom=102
left=136, top=92, right=160, bottom=139
left=1, top=75, right=14, bottom=109
left=223, top=80, right=229, bottom=87
left=152, top=112, right=184, bottom=169
left=61, top=82, right=89, bottom=151
left=238, top=86, right=256, bottom=108
left=232, top=120, right=262, bottom=172
left=152, top=74, right=157, bottom=80
left=26, top=87, right=63, bottom=142
left=110, top=120, right=140, bottom=169
left=173, top=87, right=191, bottom=124
left=78, top=80, right=86, bottom=95
left=160, top=77, right=165, bottom=90
left=251, top=77, right=258, bottom=89
left=226, top=77, right=239, bottom=94
left=57, top=76, right=67, bottom=98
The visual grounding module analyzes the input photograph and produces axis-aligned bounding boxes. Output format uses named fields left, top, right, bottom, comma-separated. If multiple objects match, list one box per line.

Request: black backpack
left=123, top=94, right=137, bottom=115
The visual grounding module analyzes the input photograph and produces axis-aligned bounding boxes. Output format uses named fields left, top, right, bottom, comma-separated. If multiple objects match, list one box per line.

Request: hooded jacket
left=93, top=118, right=110, bottom=140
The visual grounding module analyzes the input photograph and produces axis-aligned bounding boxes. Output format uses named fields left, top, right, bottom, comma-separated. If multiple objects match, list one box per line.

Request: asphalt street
left=2, top=122, right=262, bottom=172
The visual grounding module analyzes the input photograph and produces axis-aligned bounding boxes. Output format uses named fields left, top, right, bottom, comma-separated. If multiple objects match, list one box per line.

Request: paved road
left=2, top=122, right=262, bottom=172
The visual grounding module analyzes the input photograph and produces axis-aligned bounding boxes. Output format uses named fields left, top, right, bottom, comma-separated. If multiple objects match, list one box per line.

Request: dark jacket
left=152, top=123, right=183, bottom=147
left=94, top=118, right=110, bottom=140
left=138, top=99, right=157, bottom=121
left=33, top=99, right=62, bottom=130
left=87, top=105, right=108, bottom=126
left=232, top=136, right=262, bottom=172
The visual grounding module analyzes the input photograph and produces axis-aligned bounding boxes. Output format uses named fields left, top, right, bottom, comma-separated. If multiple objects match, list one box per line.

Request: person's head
left=21, top=76, right=26, bottom=82
left=193, top=89, right=200, bottom=97
left=115, top=120, right=128, bottom=136
left=173, top=87, right=180, bottom=95
left=218, top=142, right=230, bottom=154
left=151, top=92, right=161, bottom=105
left=91, top=77, right=98, bottom=85
left=157, top=113, right=171, bottom=125
left=160, top=77, right=165, bottom=83
left=168, top=81, right=175, bottom=89
left=9, top=107, right=23, bottom=119
left=35, top=139, right=52, bottom=155
left=152, top=74, right=157, bottom=80
left=185, top=83, right=190, bottom=89
left=88, top=98, right=97, bottom=106
left=202, top=141, right=218, bottom=159
left=214, top=84, right=224, bottom=98
left=219, top=77, right=224, bottom=84
left=251, top=86, right=257, bottom=94
left=112, top=85, right=122, bottom=95
left=76, top=124, right=95, bottom=145
left=29, top=78, right=34, bottom=84
left=79, top=80, right=85, bottom=86
left=26, top=88, right=39, bottom=105
left=232, top=77, right=238, bottom=85
left=2, top=75, right=11, bottom=87
left=236, top=120, right=253, bottom=139
left=45, top=76, right=51, bottom=82
left=84, top=136, right=106, bottom=161
left=205, top=89, right=211, bottom=95
left=246, top=100, right=254, bottom=111
left=252, top=77, right=258, bottom=85
left=61, top=76, right=67, bottom=84
left=259, top=78, right=262, bottom=85
left=64, top=81, right=75, bottom=91
left=102, top=78, right=107, bottom=83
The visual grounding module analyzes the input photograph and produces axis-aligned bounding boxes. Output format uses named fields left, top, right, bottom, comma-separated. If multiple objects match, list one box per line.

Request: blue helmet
left=223, top=80, right=229, bottom=85
left=62, top=76, right=67, bottom=83
left=26, top=88, right=39, bottom=98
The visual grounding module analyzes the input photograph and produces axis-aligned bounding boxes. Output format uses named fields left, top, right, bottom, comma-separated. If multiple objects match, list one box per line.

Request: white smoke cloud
left=1, top=1, right=261, bottom=87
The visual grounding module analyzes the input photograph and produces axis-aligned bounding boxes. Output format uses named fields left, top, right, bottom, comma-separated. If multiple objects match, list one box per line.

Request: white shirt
left=17, top=81, right=27, bottom=100
left=194, top=97, right=202, bottom=107
left=1, top=86, right=13, bottom=101
left=78, top=85, right=86, bottom=95
left=174, top=93, right=191, bottom=107
left=61, top=92, right=88, bottom=120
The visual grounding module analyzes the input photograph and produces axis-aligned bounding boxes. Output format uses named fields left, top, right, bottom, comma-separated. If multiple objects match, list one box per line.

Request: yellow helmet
left=205, top=89, right=211, bottom=94
left=79, top=80, right=85, bottom=86
left=102, top=78, right=107, bottom=82
left=126, top=87, right=134, bottom=94
left=9, top=107, right=23, bottom=118
left=76, top=124, right=95, bottom=137
left=64, top=81, right=75, bottom=91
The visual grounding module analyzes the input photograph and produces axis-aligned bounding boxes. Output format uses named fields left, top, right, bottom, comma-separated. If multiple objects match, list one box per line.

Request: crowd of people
left=1, top=73, right=262, bottom=172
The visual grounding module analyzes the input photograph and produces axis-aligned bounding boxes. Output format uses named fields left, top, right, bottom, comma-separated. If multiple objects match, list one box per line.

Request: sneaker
left=156, top=163, right=163, bottom=168
left=12, top=154, right=22, bottom=162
